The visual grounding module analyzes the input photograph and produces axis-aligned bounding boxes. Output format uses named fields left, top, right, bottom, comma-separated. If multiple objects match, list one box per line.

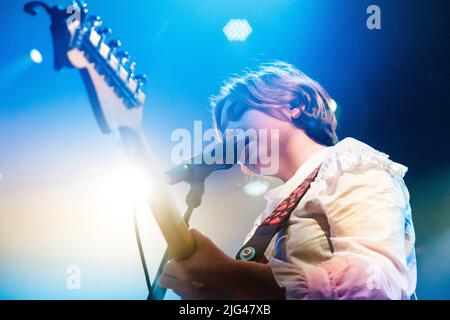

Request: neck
left=277, top=133, right=326, bottom=182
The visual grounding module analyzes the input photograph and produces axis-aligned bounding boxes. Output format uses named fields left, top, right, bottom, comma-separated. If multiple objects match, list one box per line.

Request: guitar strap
left=236, top=164, right=322, bottom=263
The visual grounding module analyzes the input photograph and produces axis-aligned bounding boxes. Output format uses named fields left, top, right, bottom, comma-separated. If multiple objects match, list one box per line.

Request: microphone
left=165, top=136, right=249, bottom=185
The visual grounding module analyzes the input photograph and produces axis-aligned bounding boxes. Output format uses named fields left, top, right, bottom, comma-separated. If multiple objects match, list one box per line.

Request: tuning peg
left=105, top=40, right=121, bottom=62
left=129, top=61, right=137, bottom=74
left=70, top=0, right=88, bottom=23
left=95, top=27, right=112, bottom=49
left=108, top=40, right=122, bottom=50
left=75, top=0, right=88, bottom=15
left=135, top=74, right=148, bottom=87
left=126, top=62, right=137, bottom=82
left=97, top=27, right=112, bottom=41
left=97, top=27, right=112, bottom=36
left=116, top=51, right=130, bottom=64
left=87, top=15, right=102, bottom=28
left=75, top=0, right=88, bottom=11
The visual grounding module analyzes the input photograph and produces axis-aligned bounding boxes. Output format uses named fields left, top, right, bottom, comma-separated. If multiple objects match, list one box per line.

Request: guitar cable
left=133, top=204, right=196, bottom=300
left=133, top=206, right=154, bottom=300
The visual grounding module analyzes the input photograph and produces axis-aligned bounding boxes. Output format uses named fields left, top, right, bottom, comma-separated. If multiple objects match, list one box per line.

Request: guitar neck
left=118, top=127, right=195, bottom=261
left=25, top=0, right=193, bottom=300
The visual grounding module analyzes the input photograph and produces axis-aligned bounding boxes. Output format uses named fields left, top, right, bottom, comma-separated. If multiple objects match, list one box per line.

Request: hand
left=158, top=229, right=286, bottom=300
left=158, top=229, right=238, bottom=299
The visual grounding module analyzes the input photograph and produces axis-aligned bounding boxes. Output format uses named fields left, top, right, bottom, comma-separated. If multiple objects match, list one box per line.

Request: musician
left=159, top=61, right=417, bottom=300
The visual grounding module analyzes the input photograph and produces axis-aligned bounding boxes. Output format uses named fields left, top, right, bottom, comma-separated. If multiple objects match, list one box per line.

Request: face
left=219, top=99, right=295, bottom=176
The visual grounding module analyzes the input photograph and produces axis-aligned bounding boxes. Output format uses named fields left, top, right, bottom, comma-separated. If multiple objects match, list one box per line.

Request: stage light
left=95, top=164, right=154, bottom=212
left=30, top=49, right=43, bottom=64
left=244, top=179, right=269, bottom=197
left=223, top=19, right=253, bottom=42
left=118, top=166, right=153, bottom=203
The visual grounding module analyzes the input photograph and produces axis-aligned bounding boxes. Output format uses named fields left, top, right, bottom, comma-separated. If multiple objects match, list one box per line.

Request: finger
left=158, top=272, right=194, bottom=295
left=190, top=229, right=213, bottom=248
left=163, top=260, right=182, bottom=278
left=190, top=229, right=205, bottom=239
left=159, top=261, right=183, bottom=288
left=160, top=276, right=195, bottom=298
left=157, top=273, right=178, bottom=289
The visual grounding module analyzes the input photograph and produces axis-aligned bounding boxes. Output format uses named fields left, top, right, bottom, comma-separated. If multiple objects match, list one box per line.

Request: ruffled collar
left=264, top=145, right=332, bottom=203
left=254, top=137, right=408, bottom=228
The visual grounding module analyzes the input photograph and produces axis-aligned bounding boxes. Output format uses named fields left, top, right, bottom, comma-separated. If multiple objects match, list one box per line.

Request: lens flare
left=244, top=179, right=269, bottom=197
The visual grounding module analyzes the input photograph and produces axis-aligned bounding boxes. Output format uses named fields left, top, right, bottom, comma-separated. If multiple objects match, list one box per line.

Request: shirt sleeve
left=269, top=166, right=415, bottom=300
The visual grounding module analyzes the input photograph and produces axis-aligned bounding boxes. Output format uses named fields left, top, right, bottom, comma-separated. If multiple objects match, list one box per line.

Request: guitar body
left=25, top=0, right=195, bottom=288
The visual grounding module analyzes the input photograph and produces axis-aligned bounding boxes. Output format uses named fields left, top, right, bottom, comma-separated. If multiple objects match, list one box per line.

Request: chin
left=247, top=164, right=275, bottom=177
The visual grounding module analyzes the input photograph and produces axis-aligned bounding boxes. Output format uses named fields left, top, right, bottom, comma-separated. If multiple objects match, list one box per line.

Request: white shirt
left=244, top=138, right=417, bottom=300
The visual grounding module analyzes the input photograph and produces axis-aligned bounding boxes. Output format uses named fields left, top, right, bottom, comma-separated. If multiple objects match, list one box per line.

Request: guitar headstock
left=25, top=0, right=147, bottom=133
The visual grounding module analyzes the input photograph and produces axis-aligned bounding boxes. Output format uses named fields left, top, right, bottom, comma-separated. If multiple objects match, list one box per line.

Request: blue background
left=0, top=0, right=449, bottom=299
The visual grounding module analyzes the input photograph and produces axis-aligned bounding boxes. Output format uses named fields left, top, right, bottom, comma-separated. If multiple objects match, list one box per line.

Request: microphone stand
left=149, top=177, right=205, bottom=300
left=146, top=137, right=244, bottom=300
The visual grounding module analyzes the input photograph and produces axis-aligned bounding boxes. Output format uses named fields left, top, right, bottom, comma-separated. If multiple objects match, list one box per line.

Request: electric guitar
left=24, top=0, right=195, bottom=299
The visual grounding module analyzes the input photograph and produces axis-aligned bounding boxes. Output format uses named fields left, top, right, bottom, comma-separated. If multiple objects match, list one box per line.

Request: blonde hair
left=210, top=61, right=338, bottom=146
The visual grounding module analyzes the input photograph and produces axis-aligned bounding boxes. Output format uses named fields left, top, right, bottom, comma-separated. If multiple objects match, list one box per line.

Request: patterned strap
left=236, top=164, right=322, bottom=263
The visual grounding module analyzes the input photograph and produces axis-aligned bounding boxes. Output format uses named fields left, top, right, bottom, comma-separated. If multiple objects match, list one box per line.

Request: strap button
left=239, top=247, right=256, bottom=261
